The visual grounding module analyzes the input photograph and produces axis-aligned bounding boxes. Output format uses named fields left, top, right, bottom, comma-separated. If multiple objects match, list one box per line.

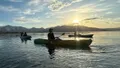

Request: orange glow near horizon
left=63, top=16, right=120, bottom=28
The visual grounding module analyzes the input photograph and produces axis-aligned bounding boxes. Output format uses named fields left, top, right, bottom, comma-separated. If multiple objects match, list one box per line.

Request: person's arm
left=52, top=33, right=55, bottom=39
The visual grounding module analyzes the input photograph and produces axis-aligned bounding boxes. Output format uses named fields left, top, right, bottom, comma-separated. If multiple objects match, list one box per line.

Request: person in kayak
left=23, top=32, right=27, bottom=36
left=20, top=32, right=24, bottom=36
left=48, top=28, right=55, bottom=43
left=47, top=28, right=56, bottom=59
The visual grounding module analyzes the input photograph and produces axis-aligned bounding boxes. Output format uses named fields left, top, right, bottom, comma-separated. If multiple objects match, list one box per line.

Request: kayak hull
left=20, top=36, right=32, bottom=39
left=68, top=34, right=93, bottom=38
left=34, top=39, right=92, bottom=48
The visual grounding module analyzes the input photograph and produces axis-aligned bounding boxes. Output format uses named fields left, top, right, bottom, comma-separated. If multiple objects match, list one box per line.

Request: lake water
left=0, top=31, right=120, bottom=68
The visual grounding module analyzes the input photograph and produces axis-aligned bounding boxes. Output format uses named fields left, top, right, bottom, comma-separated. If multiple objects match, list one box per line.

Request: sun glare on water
left=75, top=38, right=80, bottom=41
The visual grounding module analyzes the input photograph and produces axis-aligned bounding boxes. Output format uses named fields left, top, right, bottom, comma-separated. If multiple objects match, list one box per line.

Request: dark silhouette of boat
left=20, top=35, right=32, bottom=40
left=34, top=38, right=92, bottom=48
left=68, top=34, right=93, bottom=38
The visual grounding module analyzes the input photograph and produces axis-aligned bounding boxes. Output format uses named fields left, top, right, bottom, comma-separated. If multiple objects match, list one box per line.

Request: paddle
left=55, top=33, right=65, bottom=39
left=59, top=33, right=65, bottom=37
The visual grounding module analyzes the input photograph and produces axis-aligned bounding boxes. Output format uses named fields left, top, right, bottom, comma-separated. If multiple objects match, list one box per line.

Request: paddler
left=48, top=28, right=55, bottom=43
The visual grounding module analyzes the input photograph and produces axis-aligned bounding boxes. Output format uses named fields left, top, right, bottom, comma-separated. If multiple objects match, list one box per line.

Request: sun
left=73, top=19, right=79, bottom=24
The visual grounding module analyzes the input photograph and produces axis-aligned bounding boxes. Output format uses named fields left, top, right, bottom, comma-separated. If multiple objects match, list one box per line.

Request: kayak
left=34, top=39, right=92, bottom=48
left=68, top=34, right=93, bottom=38
left=20, top=35, right=32, bottom=39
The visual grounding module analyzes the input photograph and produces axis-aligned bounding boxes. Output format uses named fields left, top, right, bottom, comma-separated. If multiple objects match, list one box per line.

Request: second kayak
left=20, top=35, right=32, bottom=39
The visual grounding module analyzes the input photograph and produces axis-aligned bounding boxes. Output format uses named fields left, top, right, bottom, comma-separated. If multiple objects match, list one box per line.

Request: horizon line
left=0, top=24, right=120, bottom=29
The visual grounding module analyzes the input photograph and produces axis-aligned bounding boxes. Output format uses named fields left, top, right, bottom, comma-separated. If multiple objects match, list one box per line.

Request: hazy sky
left=0, top=0, right=120, bottom=28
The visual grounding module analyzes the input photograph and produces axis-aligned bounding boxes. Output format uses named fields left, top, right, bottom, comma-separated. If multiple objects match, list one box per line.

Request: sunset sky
left=0, top=0, right=120, bottom=28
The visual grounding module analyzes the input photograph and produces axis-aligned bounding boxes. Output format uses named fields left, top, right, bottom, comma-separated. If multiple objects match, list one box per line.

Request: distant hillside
left=0, top=25, right=120, bottom=33
left=101, top=28, right=120, bottom=31
left=0, top=25, right=28, bottom=33
left=48, top=25, right=102, bottom=32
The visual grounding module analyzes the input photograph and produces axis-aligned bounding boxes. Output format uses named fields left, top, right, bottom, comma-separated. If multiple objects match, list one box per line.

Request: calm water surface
left=0, top=31, right=120, bottom=68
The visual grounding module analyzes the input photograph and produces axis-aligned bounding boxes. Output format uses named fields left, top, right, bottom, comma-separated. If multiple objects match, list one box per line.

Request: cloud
left=84, top=17, right=99, bottom=21
left=22, top=9, right=33, bottom=15
left=22, top=8, right=43, bottom=15
left=106, top=12, right=113, bottom=14
left=77, top=3, right=111, bottom=13
left=28, top=0, right=41, bottom=6
left=99, top=0, right=105, bottom=2
left=48, top=0, right=82, bottom=11
left=0, top=0, right=47, bottom=16
left=46, top=15, right=64, bottom=19
left=28, top=0, right=51, bottom=6
left=46, top=3, right=110, bottom=17
left=21, top=0, right=47, bottom=15
left=45, top=3, right=111, bottom=23
left=0, top=5, right=20, bottom=12
left=14, top=17, right=42, bottom=24
left=9, top=0, right=23, bottom=2
left=48, top=1, right=66, bottom=11
left=118, top=0, right=120, bottom=3
left=113, top=18, right=120, bottom=22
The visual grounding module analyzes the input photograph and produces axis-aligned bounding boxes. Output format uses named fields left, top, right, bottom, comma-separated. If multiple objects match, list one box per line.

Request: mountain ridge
left=0, top=25, right=120, bottom=33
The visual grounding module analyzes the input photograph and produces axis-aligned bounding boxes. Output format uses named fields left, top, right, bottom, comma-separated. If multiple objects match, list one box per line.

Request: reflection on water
left=35, top=42, right=92, bottom=59
left=46, top=44, right=55, bottom=59
left=0, top=31, right=120, bottom=68
left=20, top=38, right=31, bottom=44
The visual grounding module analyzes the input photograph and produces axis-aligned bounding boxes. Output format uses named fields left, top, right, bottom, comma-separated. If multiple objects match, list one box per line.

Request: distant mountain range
left=0, top=25, right=120, bottom=33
